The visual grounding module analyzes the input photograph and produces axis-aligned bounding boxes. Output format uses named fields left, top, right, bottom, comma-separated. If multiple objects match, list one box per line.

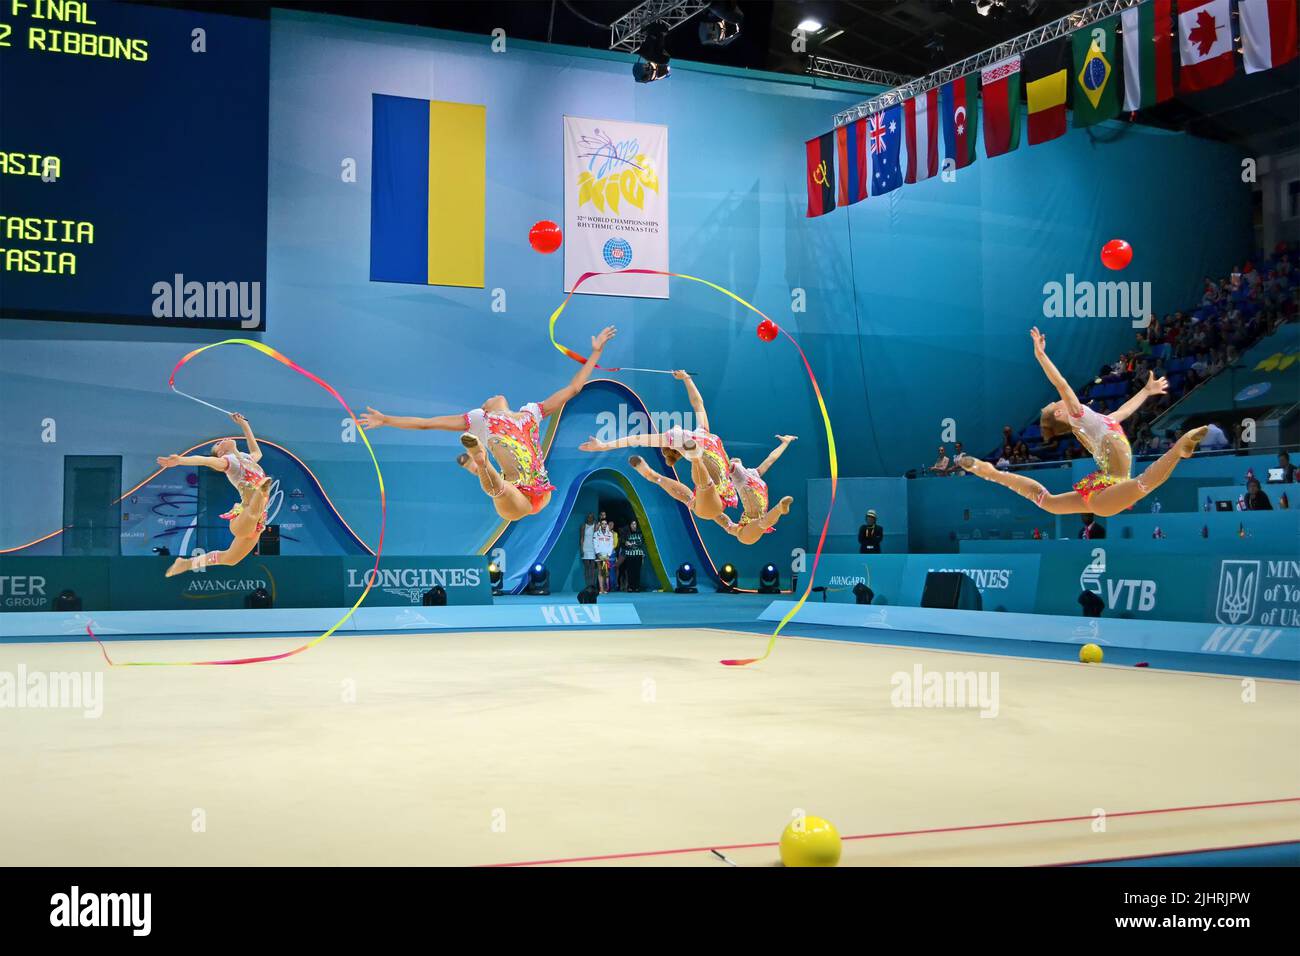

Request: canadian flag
left=903, top=89, right=939, bottom=183
left=1177, top=0, right=1235, bottom=92
left=1238, top=0, right=1298, bottom=74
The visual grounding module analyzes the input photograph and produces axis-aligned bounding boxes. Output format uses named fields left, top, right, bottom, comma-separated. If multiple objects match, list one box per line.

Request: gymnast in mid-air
left=958, top=327, right=1207, bottom=516
left=360, top=325, right=617, bottom=521
left=711, top=436, right=798, bottom=545
left=579, top=371, right=795, bottom=537
left=155, top=412, right=272, bottom=577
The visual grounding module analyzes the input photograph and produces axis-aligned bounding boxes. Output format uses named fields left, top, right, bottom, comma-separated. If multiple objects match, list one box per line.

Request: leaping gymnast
left=359, top=326, right=617, bottom=521
left=958, top=327, right=1207, bottom=516
left=155, top=412, right=272, bottom=577
left=711, top=436, right=798, bottom=545
left=579, top=371, right=794, bottom=535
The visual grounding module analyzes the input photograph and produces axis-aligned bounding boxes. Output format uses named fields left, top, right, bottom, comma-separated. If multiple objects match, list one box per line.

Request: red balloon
left=756, top=319, right=779, bottom=342
left=529, top=220, right=563, bottom=254
left=1100, top=239, right=1133, bottom=271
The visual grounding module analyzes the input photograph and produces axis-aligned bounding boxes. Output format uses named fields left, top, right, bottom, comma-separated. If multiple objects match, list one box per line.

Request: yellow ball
left=1079, top=643, right=1104, bottom=664
left=779, top=816, right=842, bottom=867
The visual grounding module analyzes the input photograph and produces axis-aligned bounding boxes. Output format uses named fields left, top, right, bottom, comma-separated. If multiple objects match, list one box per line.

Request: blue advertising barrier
left=758, top=602, right=1300, bottom=662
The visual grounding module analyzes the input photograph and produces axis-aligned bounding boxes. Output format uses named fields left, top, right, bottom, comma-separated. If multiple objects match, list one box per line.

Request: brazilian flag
left=1071, top=17, right=1120, bottom=128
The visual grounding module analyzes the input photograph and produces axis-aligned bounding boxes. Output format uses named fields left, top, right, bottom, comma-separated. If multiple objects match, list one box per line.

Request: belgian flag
left=805, top=132, right=836, bottom=218
left=1023, top=39, right=1070, bottom=145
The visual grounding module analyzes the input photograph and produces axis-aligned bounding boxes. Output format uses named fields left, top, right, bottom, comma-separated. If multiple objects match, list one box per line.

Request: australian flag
left=868, top=105, right=903, bottom=197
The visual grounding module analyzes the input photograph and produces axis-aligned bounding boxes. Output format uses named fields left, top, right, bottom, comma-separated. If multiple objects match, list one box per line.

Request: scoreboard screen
left=0, top=0, right=269, bottom=329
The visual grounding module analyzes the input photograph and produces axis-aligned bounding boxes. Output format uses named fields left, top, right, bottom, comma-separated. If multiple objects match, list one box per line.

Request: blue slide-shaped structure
left=482, top=379, right=724, bottom=594
left=2, top=441, right=372, bottom=558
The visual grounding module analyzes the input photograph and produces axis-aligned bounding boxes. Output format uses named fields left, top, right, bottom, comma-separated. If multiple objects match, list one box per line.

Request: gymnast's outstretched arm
left=358, top=407, right=465, bottom=431
left=1110, top=371, right=1169, bottom=424
left=231, top=412, right=262, bottom=461
left=673, top=370, right=710, bottom=433
left=579, top=432, right=676, bottom=453
left=755, top=435, right=797, bottom=477
left=156, top=454, right=229, bottom=472
left=540, top=325, right=617, bottom=415
left=1031, top=327, right=1083, bottom=416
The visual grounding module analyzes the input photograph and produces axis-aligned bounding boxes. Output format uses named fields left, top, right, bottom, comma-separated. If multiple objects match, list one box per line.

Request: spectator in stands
left=1002, top=425, right=1015, bottom=449
left=948, top=442, right=967, bottom=474
left=1079, top=514, right=1106, bottom=540
left=930, top=446, right=951, bottom=475
left=1201, top=421, right=1230, bottom=450
left=858, top=510, right=884, bottom=554
left=579, top=513, right=597, bottom=588
left=1244, top=478, right=1273, bottom=511
left=1275, top=451, right=1295, bottom=484
left=1011, top=441, right=1037, bottom=465
left=996, top=444, right=1013, bottom=470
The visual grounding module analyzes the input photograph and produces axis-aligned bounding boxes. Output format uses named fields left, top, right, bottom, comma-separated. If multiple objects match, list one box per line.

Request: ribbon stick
left=86, top=338, right=386, bottom=667
left=549, top=269, right=837, bottom=666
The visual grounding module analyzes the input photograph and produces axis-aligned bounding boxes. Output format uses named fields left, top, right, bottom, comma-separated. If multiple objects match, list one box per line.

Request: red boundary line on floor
left=483, top=796, right=1300, bottom=867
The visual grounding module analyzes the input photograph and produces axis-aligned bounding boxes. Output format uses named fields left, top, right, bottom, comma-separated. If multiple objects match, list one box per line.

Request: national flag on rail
left=1071, top=17, right=1120, bottom=127
left=868, top=105, right=904, bottom=196
left=835, top=117, right=869, bottom=206
left=1177, top=0, right=1235, bottom=92
left=903, top=88, right=939, bottom=183
left=805, top=131, right=836, bottom=217
left=1121, top=0, right=1175, bottom=111
left=370, top=94, right=486, bottom=287
left=1238, top=0, right=1299, bottom=74
left=940, top=72, right=979, bottom=170
left=980, top=55, right=1022, bottom=158
left=1022, top=38, right=1070, bottom=145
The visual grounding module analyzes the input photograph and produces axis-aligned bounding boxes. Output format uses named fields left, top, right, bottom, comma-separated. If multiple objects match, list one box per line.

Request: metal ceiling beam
left=807, top=56, right=914, bottom=89
left=609, top=0, right=712, bottom=53
left=833, top=0, right=1146, bottom=126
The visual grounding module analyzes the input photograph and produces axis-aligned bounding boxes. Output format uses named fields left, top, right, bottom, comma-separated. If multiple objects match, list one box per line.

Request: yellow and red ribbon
left=87, top=339, right=386, bottom=666
left=550, top=269, right=837, bottom=666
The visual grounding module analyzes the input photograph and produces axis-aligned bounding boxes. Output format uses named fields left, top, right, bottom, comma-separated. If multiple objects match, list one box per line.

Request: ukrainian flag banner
left=370, top=94, right=486, bottom=288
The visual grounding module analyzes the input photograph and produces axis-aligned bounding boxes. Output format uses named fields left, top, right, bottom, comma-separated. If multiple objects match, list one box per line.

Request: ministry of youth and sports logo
left=1216, top=560, right=1260, bottom=625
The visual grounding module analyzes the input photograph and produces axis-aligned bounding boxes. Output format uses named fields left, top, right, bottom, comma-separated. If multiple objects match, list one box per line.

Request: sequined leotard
left=1069, top=404, right=1133, bottom=503
left=464, top=402, right=556, bottom=513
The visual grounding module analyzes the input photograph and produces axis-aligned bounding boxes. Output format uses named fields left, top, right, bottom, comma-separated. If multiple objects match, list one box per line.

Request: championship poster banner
left=563, top=116, right=668, bottom=298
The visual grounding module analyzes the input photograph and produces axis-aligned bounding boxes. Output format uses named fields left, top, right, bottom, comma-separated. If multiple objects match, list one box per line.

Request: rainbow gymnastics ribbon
left=86, top=339, right=386, bottom=666
left=549, top=269, right=838, bottom=666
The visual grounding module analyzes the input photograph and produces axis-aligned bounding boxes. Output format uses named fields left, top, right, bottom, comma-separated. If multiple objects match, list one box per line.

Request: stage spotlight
left=488, top=562, right=504, bottom=596
left=578, top=585, right=599, bottom=605
left=758, top=563, right=780, bottom=594
left=796, top=18, right=823, bottom=33
left=526, top=563, right=550, bottom=596
left=716, top=563, right=738, bottom=592
left=675, top=562, right=698, bottom=594
left=422, top=586, right=447, bottom=607
left=699, top=2, right=743, bottom=47
left=54, top=589, right=82, bottom=612
left=975, top=0, right=995, bottom=16
left=633, top=22, right=671, bottom=83
left=852, top=582, right=875, bottom=605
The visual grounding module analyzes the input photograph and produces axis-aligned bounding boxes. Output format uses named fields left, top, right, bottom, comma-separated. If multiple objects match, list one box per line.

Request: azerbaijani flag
left=940, top=72, right=979, bottom=170
left=370, top=94, right=486, bottom=288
